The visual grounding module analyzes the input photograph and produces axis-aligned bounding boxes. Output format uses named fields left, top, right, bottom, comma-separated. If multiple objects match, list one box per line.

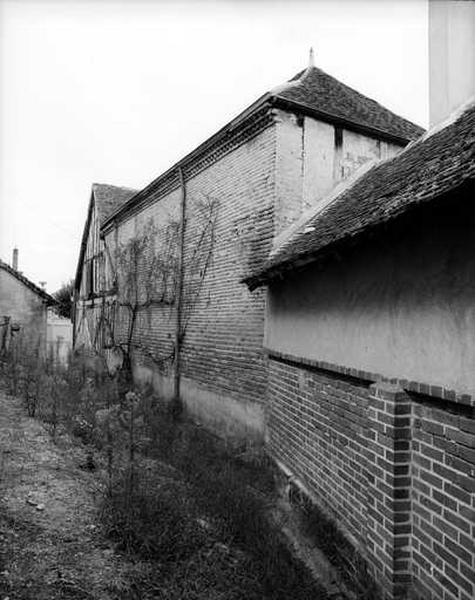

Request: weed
left=100, top=471, right=206, bottom=562
left=294, top=486, right=379, bottom=599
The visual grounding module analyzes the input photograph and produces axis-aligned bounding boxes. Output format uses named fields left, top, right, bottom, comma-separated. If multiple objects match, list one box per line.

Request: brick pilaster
left=366, top=382, right=412, bottom=599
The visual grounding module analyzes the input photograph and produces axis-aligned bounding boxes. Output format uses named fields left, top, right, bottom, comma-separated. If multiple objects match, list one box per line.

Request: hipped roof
left=275, top=65, right=424, bottom=142
left=245, top=98, right=475, bottom=290
left=101, top=63, right=424, bottom=229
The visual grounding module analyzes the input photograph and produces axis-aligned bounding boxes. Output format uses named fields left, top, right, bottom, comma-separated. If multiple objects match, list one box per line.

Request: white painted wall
left=47, top=310, right=73, bottom=364
left=266, top=193, right=475, bottom=396
left=429, top=0, right=475, bottom=126
left=274, top=109, right=402, bottom=235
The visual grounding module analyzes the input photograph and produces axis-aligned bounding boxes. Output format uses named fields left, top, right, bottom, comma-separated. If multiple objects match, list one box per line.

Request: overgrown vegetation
left=53, top=279, right=75, bottom=319
left=0, top=342, right=329, bottom=599
left=289, top=484, right=379, bottom=599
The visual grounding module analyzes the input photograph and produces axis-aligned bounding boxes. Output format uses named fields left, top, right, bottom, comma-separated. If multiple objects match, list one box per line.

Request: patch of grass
left=167, top=424, right=325, bottom=599
left=100, top=415, right=328, bottom=599
left=100, top=473, right=206, bottom=562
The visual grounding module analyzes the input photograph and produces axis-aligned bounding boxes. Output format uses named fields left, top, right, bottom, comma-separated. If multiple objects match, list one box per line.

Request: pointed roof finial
left=309, top=47, right=315, bottom=68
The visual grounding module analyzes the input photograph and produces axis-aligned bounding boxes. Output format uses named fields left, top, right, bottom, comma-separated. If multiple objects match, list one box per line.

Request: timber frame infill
left=101, top=94, right=412, bottom=235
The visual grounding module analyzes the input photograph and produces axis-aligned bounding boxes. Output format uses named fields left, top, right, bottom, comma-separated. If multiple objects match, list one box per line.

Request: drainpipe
left=173, top=167, right=186, bottom=412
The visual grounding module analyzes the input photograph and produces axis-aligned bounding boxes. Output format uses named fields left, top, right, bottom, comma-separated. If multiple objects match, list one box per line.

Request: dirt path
left=0, top=392, right=129, bottom=600
left=0, top=391, right=336, bottom=600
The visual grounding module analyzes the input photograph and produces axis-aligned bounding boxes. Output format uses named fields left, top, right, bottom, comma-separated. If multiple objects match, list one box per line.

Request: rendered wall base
left=133, top=364, right=265, bottom=442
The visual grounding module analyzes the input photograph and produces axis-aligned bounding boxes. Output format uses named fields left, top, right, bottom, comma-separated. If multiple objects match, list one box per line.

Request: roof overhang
left=0, top=262, right=57, bottom=305
left=272, top=95, right=415, bottom=147
left=244, top=177, right=475, bottom=291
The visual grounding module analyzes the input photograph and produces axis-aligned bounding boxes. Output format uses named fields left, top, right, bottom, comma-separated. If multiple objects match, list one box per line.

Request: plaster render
left=266, top=192, right=475, bottom=396
left=47, top=311, right=73, bottom=364
left=274, top=110, right=402, bottom=234
left=429, top=0, right=475, bottom=126
left=134, top=363, right=265, bottom=440
left=0, top=268, right=48, bottom=351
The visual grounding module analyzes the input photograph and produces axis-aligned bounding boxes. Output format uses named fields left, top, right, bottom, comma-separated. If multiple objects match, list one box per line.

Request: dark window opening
left=334, top=127, right=343, bottom=148
left=85, top=258, right=94, bottom=297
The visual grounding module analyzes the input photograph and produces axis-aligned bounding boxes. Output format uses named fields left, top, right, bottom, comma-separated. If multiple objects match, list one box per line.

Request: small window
left=334, top=127, right=343, bottom=149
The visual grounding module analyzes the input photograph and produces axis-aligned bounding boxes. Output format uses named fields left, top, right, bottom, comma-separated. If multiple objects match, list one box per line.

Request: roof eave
left=243, top=253, right=316, bottom=291
left=0, top=262, right=57, bottom=305
left=272, top=95, right=420, bottom=146
left=244, top=177, right=475, bottom=291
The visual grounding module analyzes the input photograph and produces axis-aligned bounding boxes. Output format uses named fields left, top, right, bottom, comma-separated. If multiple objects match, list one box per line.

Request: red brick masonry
left=268, top=352, right=475, bottom=600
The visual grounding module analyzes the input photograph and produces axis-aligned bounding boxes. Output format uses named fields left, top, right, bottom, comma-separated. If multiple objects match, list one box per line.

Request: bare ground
left=0, top=391, right=130, bottom=600
left=0, top=391, right=332, bottom=600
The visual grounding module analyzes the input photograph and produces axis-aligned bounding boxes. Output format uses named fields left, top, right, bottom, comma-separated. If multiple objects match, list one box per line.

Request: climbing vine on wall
left=94, top=194, right=219, bottom=380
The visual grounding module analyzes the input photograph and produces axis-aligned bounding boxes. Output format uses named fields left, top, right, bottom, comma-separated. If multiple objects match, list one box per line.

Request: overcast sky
left=0, top=0, right=428, bottom=293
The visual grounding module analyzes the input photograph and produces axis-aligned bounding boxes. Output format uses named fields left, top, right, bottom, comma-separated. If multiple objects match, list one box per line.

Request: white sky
left=0, top=0, right=428, bottom=293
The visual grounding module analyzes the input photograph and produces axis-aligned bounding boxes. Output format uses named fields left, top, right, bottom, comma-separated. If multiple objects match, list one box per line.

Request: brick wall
left=411, top=399, right=475, bottom=600
left=268, top=354, right=475, bottom=600
left=268, top=356, right=372, bottom=548
left=76, top=104, right=405, bottom=438
left=102, top=124, right=276, bottom=436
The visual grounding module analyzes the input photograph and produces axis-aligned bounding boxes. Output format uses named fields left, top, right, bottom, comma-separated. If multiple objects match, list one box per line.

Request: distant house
left=73, top=59, right=423, bottom=438
left=0, top=252, right=56, bottom=355
left=245, top=99, right=475, bottom=600
left=47, top=309, right=73, bottom=365
left=73, top=183, right=137, bottom=352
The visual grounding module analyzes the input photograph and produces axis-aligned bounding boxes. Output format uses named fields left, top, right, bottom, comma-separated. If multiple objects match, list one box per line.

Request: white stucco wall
left=429, top=0, right=475, bottom=126
left=274, top=109, right=402, bottom=234
left=266, top=193, right=475, bottom=396
left=47, top=311, right=73, bottom=364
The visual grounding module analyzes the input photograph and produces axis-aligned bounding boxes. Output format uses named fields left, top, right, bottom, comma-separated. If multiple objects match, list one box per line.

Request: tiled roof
left=245, top=99, right=475, bottom=290
left=274, top=66, right=424, bottom=142
left=74, top=183, right=138, bottom=291
left=92, top=183, right=138, bottom=224
left=0, top=260, right=57, bottom=305
left=101, top=63, right=423, bottom=229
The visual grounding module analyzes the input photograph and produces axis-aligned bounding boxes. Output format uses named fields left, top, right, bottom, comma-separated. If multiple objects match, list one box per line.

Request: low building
left=46, top=309, right=73, bottom=365
left=0, top=252, right=56, bottom=355
left=74, top=59, right=422, bottom=439
left=245, top=99, right=475, bottom=600
left=74, top=183, right=137, bottom=354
